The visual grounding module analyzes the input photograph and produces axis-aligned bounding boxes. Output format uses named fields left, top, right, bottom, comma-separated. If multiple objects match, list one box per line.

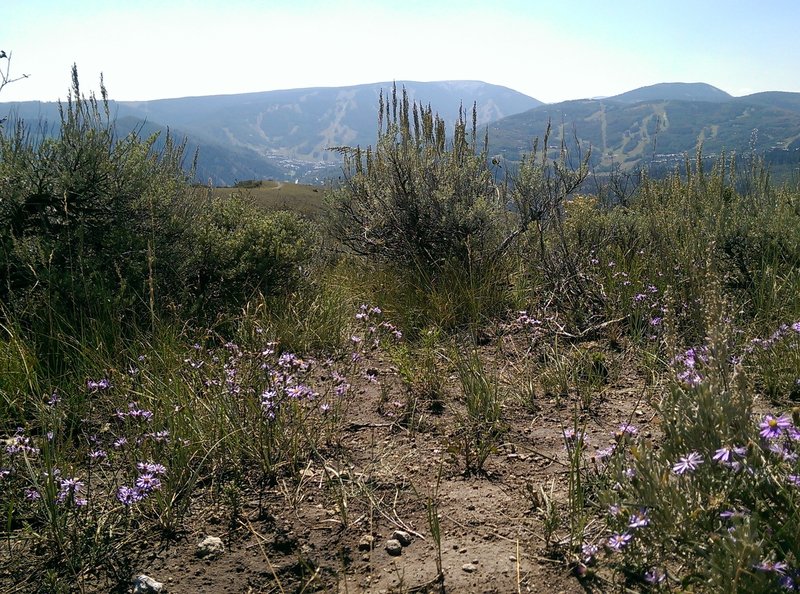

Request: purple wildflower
left=672, top=451, right=704, bottom=475
left=135, top=473, right=162, bottom=492
left=759, top=415, right=793, bottom=439
left=644, top=568, right=666, bottom=584
left=581, top=543, right=598, bottom=563
left=137, top=462, right=166, bottom=475
left=606, top=532, right=632, bottom=551
left=628, top=509, right=649, bottom=529
left=116, top=485, right=143, bottom=505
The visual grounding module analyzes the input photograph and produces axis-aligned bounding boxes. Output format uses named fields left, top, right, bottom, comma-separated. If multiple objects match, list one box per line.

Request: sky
left=2, top=0, right=799, bottom=104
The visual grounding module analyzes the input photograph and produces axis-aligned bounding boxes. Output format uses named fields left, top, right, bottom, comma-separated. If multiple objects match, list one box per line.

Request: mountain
left=3, top=81, right=800, bottom=184
left=609, top=82, right=733, bottom=104
left=488, top=88, right=800, bottom=174
left=1, top=81, right=542, bottom=184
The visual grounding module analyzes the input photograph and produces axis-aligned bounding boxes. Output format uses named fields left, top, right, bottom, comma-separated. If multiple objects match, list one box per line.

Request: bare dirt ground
left=128, top=330, right=657, bottom=593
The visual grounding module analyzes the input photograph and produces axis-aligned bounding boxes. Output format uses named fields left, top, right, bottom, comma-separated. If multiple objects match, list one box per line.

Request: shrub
left=0, top=68, right=317, bottom=329
left=328, top=86, right=510, bottom=270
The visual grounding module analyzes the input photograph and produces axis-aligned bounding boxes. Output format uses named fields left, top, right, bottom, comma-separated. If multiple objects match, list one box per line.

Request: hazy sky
left=3, top=0, right=799, bottom=103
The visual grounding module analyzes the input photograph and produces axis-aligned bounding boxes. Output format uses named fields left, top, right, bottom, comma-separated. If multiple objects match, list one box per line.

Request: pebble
left=385, top=539, right=403, bottom=556
left=358, top=534, right=375, bottom=551
left=391, top=530, right=412, bottom=546
left=462, top=563, right=478, bottom=573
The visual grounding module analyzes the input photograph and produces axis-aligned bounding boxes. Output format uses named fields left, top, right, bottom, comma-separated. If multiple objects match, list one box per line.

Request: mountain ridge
left=2, top=80, right=799, bottom=184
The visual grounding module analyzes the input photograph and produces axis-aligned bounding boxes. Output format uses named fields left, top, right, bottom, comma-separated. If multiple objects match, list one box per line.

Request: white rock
left=132, top=574, right=163, bottom=593
left=196, top=535, right=225, bottom=558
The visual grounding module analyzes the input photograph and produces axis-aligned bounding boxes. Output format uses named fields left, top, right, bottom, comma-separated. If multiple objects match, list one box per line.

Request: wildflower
left=608, top=504, right=622, bottom=516
left=649, top=317, right=662, bottom=326
left=792, top=322, right=800, bottom=333
left=320, top=403, right=331, bottom=414
left=116, top=485, right=143, bottom=505
left=87, top=378, right=111, bottom=392
left=754, top=560, right=789, bottom=574
left=759, top=415, right=793, bottom=439
left=644, top=568, right=666, bottom=584
left=720, top=508, right=750, bottom=519
left=672, top=451, right=704, bottom=475
left=581, top=543, right=598, bottom=563
left=606, top=532, right=632, bottom=551
left=711, top=446, right=747, bottom=464
left=88, top=449, right=107, bottom=461
left=0, top=469, right=10, bottom=480
left=136, top=473, right=162, bottom=492
left=113, top=437, right=128, bottom=449
left=787, top=475, right=800, bottom=487
left=146, top=430, right=170, bottom=442
left=137, top=462, right=166, bottom=475
left=24, top=488, right=41, bottom=501
left=595, top=445, right=616, bottom=462
left=47, top=392, right=61, bottom=406
left=350, top=335, right=362, bottom=344
left=615, top=424, right=639, bottom=439
left=628, top=509, right=649, bottom=529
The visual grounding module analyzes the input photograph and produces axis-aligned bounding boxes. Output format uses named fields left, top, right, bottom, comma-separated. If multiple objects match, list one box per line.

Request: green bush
left=328, top=86, right=511, bottom=270
left=0, top=68, right=317, bottom=329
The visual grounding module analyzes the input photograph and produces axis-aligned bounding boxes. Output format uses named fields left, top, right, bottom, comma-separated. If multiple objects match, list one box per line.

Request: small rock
left=358, top=534, right=375, bottom=551
left=385, top=539, right=403, bottom=556
left=462, top=563, right=478, bottom=573
left=196, top=535, right=225, bottom=558
left=391, top=530, right=412, bottom=546
left=132, top=574, right=163, bottom=594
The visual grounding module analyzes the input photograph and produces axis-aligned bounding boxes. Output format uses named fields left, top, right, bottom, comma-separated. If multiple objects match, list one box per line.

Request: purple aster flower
left=135, top=473, right=162, bottom=492
left=672, top=451, right=704, bottom=475
left=595, top=445, right=616, bottom=461
left=615, top=424, right=639, bottom=438
left=759, top=415, right=793, bottom=439
left=606, top=532, right=632, bottom=551
left=720, top=508, right=750, bottom=519
left=792, top=322, right=800, bottom=333
left=787, top=475, right=800, bottom=487
left=754, top=560, right=789, bottom=574
left=137, top=462, right=166, bottom=475
left=628, top=509, right=649, bottom=529
left=644, top=568, right=666, bottom=584
left=713, top=446, right=737, bottom=463
left=581, top=543, right=598, bottom=562
left=116, top=485, right=143, bottom=505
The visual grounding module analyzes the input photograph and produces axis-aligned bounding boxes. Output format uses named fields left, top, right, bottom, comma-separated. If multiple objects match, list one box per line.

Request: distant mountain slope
left=489, top=90, right=800, bottom=172
left=1, top=81, right=542, bottom=184
left=4, top=82, right=800, bottom=183
left=114, top=80, right=542, bottom=164
left=609, top=82, right=733, bottom=104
